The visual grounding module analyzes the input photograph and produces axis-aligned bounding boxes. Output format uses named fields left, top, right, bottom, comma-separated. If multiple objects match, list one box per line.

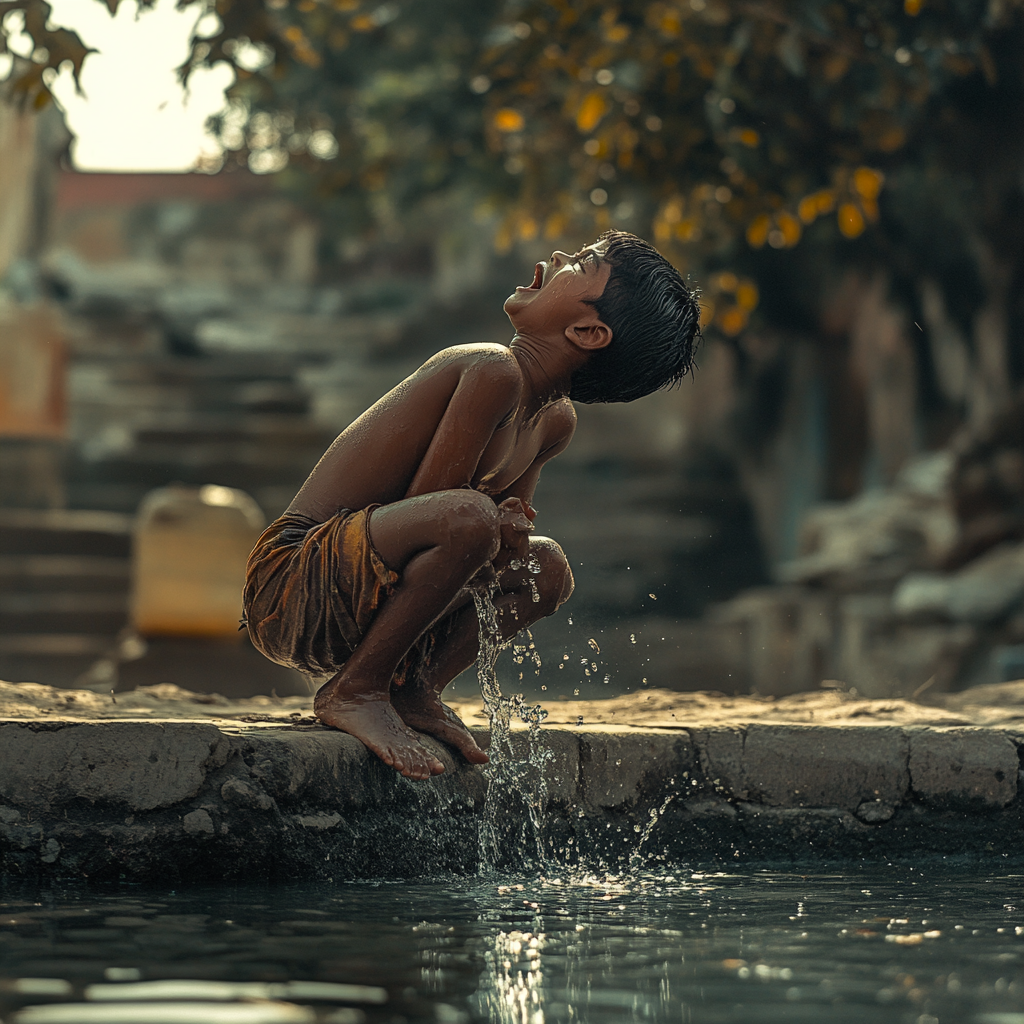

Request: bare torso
left=288, top=343, right=577, bottom=521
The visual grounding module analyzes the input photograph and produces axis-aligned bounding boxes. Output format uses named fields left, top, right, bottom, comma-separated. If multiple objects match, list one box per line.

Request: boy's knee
left=531, top=537, right=574, bottom=613
left=446, top=490, right=501, bottom=560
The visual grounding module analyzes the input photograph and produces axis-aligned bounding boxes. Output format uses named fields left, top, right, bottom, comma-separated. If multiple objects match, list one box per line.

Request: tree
left=5, top=0, right=1024, bottom=473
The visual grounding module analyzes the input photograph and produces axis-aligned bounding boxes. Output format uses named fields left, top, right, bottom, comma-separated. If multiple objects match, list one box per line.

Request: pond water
left=1, top=869, right=1022, bottom=1024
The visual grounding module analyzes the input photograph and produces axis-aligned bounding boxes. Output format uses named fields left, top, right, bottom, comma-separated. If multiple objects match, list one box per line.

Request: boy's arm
left=404, top=355, right=522, bottom=498
left=493, top=409, right=576, bottom=513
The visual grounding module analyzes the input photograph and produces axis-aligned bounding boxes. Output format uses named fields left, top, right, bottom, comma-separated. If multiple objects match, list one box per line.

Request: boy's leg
left=390, top=536, right=573, bottom=754
left=314, top=489, right=505, bottom=780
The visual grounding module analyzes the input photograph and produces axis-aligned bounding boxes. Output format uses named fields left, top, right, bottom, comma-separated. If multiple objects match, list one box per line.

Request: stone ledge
left=0, top=712, right=1020, bottom=881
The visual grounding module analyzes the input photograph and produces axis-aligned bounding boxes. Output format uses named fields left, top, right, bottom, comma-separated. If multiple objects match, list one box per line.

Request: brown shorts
left=244, top=507, right=453, bottom=686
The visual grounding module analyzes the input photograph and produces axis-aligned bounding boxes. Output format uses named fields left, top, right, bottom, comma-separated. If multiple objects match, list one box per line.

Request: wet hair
left=571, top=230, right=701, bottom=404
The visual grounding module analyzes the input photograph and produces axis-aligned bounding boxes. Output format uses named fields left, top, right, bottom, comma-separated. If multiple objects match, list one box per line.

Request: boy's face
left=504, top=242, right=612, bottom=339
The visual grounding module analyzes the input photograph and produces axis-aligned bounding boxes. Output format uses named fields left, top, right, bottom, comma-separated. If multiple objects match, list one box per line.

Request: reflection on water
left=1, top=869, right=1022, bottom=1023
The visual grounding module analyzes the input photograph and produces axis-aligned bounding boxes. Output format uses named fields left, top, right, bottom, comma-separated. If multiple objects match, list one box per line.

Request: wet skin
left=293, top=245, right=611, bottom=778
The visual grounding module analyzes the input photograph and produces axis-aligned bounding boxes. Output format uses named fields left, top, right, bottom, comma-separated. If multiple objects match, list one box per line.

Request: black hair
left=570, top=230, right=701, bottom=404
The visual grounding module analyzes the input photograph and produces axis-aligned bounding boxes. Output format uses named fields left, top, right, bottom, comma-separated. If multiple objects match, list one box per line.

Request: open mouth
left=522, top=263, right=544, bottom=290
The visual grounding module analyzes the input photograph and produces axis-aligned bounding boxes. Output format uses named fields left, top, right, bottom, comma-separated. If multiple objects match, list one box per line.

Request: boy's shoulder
left=421, top=343, right=523, bottom=392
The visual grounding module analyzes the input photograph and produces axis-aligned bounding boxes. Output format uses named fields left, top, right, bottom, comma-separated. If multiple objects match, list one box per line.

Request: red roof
left=55, top=170, right=273, bottom=211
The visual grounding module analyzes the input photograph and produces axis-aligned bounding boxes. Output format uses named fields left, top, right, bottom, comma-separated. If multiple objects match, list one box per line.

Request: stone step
left=0, top=555, right=130, bottom=593
left=0, top=592, right=129, bottom=635
left=66, top=457, right=312, bottom=491
left=0, top=509, right=133, bottom=558
left=0, top=634, right=117, bottom=688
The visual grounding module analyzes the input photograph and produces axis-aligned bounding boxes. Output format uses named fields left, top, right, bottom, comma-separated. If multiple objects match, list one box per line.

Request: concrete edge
left=0, top=718, right=1020, bottom=880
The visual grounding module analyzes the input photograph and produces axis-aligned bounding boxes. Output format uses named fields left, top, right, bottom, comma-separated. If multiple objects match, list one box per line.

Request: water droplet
left=630, top=633, right=636, bottom=644
left=587, top=638, right=600, bottom=653
left=649, top=593, right=657, bottom=600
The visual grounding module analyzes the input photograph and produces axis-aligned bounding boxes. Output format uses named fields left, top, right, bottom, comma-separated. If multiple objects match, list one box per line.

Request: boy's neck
left=509, top=330, right=585, bottom=410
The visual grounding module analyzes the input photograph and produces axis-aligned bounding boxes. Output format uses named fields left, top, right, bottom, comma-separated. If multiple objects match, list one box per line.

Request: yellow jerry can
left=132, top=484, right=266, bottom=639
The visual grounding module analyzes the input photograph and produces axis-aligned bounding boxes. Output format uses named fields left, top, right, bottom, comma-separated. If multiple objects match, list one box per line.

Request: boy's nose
left=550, top=250, right=571, bottom=267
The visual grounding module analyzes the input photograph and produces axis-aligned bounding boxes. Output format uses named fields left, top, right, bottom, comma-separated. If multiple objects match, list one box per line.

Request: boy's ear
left=565, top=318, right=612, bottom=352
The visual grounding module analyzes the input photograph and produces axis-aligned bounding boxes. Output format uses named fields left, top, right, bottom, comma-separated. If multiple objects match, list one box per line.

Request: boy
left=243, top=231, right=701, bottom=779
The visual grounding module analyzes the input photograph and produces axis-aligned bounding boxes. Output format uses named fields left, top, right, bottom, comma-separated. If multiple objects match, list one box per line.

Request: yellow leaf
left=838, top=203, right=865, bottom=239
left=544, top=212, right=566, bottom=239
left=904, top=0, right=923, bottom=14
left=519, top=217, right=538, bottom=241
left=717, top=307, right=748, bottom=336
left=494, top=108, right=525, bottom=132
left=853, top=166, right=885, bottom=200
left=738, top=129, right=760, bottom=148
left=674, top=220, right=696, bottom=241
left=815, top=189, right=836, bottom=214
left=715, top=272, right=738, bottom=292
left=605, top=23, right=630, bottom=42
left=576, top=91, right=608, bottom=133
left=877, top=127, right=905, bottom=152
left=662, top=197, right=684, bottom=224
left=494, top=223, right=514, bottom=254
left=746, top=214, right=770, bottom=248
left=777, top=212, right=802, bottom=247
left=736, top=280, right=759, bottom=310
left=351, top=14, right=375, bottom=31
left=798, top=195, right=819, bottom=224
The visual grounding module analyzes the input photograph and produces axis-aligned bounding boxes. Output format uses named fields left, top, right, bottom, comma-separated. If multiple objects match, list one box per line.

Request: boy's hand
left=493, top=497, right=534, bottom=570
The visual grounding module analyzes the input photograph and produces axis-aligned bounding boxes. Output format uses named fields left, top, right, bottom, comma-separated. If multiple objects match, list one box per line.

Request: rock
left=693, top=727, right=746, bottom=800
left=0, top=721, right=226, bottom=811
left=577, top=730, right=694, bottom=810
left=945, top=543, right=1024, bottom=622
left=891, top=572, right=952, bottom=618
left=182, top=808, right=215, bottom=835
left=837, top=595, right=976, bottom=697
left=908, top=727, right=1018, bottom=807
left=710, top=587, right=833, bottom=696
left=893, top=542, right=1024, bottom=624
left=738, top=725, right=908, bottom=811
left=945, top=388, right=1024, bottom=569
left=220, top=777, right=275, bottom=812
left=856, top=799, right=896, bottom=823
left=777, top=461, right=957, bottom=590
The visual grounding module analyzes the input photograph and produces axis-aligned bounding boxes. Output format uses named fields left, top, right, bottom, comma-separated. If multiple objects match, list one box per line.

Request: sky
left=45, top=0, right=233, bottom=172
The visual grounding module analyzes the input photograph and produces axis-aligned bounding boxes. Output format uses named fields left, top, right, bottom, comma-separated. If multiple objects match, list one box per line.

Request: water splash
left=472, top=583, right=553, bottom=871
left=628, top=794, right=676, bottom=872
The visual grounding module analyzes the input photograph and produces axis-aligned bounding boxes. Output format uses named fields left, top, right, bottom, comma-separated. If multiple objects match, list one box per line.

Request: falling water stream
left=471, top=579, right=553, bottom=871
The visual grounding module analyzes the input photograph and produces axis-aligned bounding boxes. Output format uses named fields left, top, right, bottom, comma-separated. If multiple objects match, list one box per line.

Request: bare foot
left=392, top=683, right=489, bottom=765
left=314, top=677, right=445, bottom=781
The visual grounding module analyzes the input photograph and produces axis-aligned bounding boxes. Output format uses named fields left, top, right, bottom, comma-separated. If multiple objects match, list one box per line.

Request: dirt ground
left=2, top=678, right=1023, bottom=730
